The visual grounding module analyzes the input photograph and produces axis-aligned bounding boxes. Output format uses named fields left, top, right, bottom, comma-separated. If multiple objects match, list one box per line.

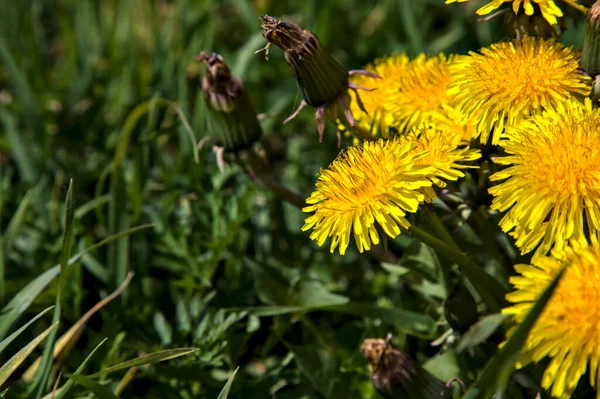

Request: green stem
left=408, top=225, right=506, bottom=313
left=423, top=206, right=460, bottom=251
left=422, top=207, right=456, bottom=295
left=258, top=173, right=307, bottom=209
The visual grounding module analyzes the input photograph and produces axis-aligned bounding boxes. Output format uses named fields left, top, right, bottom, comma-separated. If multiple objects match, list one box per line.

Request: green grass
left=0, top=0, right=593, bottom=398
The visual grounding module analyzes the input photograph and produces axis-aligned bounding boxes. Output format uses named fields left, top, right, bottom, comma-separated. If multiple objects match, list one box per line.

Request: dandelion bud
left=361, top=335, right=452, bottom=399
left=258, top=15, right=380, bottom=144
left=197, top=51, right=262, bottom=152
left=259, top=15, right=348, bottom=107
left=582, top=1, right=600, bottom=76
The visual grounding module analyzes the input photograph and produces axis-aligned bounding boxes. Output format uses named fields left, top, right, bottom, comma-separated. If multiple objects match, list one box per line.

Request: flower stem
left=421, top=207, right=454, bottom=294
left=256, top=173, right=307, bottom=209
left=408, top=225, right=506, bottom=313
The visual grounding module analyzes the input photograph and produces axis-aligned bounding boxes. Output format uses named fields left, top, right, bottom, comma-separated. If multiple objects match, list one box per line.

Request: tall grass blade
left=68, top=375, right=119, bottom=399
left=87, top=348, right=197, bottom=378
left=462, top=265, right=566, bottom=399
left=0, top=109, right=37, bottom=183
left=30, top=180, right=74, bottom=398
left=50, top=338, right=108, bottom=399
left=0, top=306, right=54, bottom=355
left=216, top=367, right=239, bottom=399
left=22, top=273, right=134, bottom=382
left=0, top=224, right=152, bottom=340
left=0, top=322, right=58, bottom=388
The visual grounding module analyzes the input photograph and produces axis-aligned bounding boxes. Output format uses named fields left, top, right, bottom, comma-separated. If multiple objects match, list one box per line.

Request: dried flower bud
left=583, top=1, right=600, bottom=77
left=361, top=335, right=452, bottom=399
left=258, top=15, right=380, bottom=145
left=260, top=15, right=348, bottom=107
left=197, top=51, right=262, bottom=152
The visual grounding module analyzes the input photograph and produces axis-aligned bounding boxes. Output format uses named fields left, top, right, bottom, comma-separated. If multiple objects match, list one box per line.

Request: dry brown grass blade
left=49, top=372, right=62, bottom=399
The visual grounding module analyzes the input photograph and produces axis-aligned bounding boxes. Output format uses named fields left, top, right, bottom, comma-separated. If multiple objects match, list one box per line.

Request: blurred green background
left=0, top=0, right=591, bottom=398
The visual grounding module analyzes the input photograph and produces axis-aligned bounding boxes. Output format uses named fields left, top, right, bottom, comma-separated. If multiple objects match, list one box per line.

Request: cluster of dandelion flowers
left=503, top=244, right=600, bottom=398
left=302, top=139, right=432, bottom=255
left=488, top=98, right=600, bottom=257
left=445, top=0, right=587, bottom=25
left=348, top=54, right=460, bottom=139
left=449, top=37, right=590, bottom=145
left=400, top=124, right=481, bottom=202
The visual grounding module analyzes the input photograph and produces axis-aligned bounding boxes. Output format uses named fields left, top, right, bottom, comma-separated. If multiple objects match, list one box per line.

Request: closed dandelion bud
left=361, top=336, right=452, bottom=399
left=443, top=285, right=479, bottom=333
left=259, top=16, right=348, bottom=107
left=197, top=51, right=262, bottom=152
left=258, top=15, right=380, bottom=145
left=582, top=1, right=600, bottom=76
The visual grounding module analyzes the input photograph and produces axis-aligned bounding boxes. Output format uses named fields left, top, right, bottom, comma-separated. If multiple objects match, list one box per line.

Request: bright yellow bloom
left=449, top=37, right=590, bottom=145
left=302, top=139, right=432, bottom=255
left=503, top=243, right=600, bottom=398
left=489, top=98, right=600, bottom=257
left=445, top=0, right=587, bottom=25
left=349, top=54, right=466, bottom=139
left=400, top=124, right=481, bottom=201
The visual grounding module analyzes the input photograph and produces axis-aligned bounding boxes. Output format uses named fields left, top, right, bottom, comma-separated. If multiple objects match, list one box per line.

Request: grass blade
left=30, top=180, right=74, bottom=398
left=0, top=322, right=58, bottom=388
left=0, top=37, right=43, bottom=143
left=0, top=224, right=152, bottom=341
left=216, top=367, right=239, bottom=399
left=0, top=306, right=54, bottom=356
left=462, top=265, right=566, bottom=399
left=108, top=166, right=128, bottom=291
left=0, top=109, right=37, bottom=183
left=87, top=348, right=197, bottom=378
left=4, top=187, right=37, bottom=253
left=51, top=338, right=108, bottom=399
left=68, top=375, right=119, bottom=399
left=22, top=273, right=134, bottom=382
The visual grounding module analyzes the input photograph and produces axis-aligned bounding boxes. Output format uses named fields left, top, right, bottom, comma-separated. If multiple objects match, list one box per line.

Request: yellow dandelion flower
left=449, top=37, right=591, bottom=145
left=349, top=54, right=463, bottom=138
left=400, top=124, right=482, bottom=201
left=445, top=0, right=587, bottom=25
left=302, top=139, right=432, bottom=255
left=488, top=98, right=600, bottom=257
left=503, top=243, right=600, bottom=398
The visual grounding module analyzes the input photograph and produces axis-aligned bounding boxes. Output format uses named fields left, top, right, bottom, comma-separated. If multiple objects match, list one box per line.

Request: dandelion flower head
left=349, top=54, right=462, bottom=138
left=503, top=243, right=600, bottom=398
left=445, top=0, right=587, bottom=25
left=302, top=139, right=432, bottom=255
left=399, top=124, right=481, bottom=201
left=489, top=98, right=600, bottom=256
left=449, top=37, right=590, bottom=145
